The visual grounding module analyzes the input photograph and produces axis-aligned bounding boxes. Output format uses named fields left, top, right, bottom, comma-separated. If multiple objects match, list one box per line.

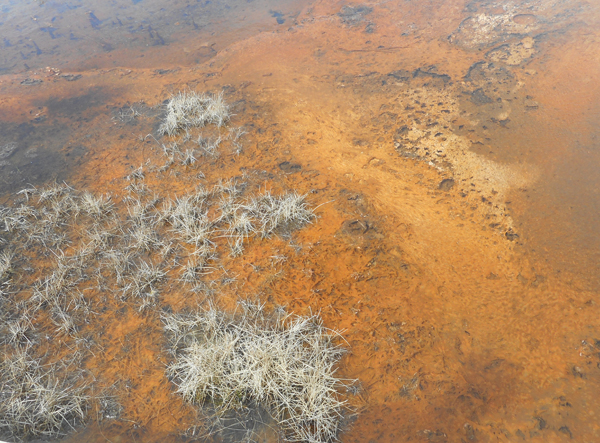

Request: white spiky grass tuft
left=159, top=91, right=231, bottom=136
left=165, top=304, right=351, bottom=443
left=0, top=349, right=89, bottom=439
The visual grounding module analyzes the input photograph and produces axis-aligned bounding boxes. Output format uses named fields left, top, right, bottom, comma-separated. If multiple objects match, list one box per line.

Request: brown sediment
left=1, top=0, right=600, bottom=442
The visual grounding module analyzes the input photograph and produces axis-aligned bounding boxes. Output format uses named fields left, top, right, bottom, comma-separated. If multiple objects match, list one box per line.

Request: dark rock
left=534, top=416, right=546, bottom=430
left=388, top=70, right=411, bottom=81
left=278, top=161, right=301, bottom=173
left=154, top=69, right=177, bottom=75
left=20, top=78, right=43, bottom=85
left=338, top=5, right=373, bottom=26
left=60, top=74, right=82, bottom=81
left=438, top=178, right=455, bottom=191
left=471, top=88, right=493, bottom=105
left=559, top=426, right=572, bottom=438
left=342, top=219, right=370, bottom=235
left=413, top=67, right=451, bottom=83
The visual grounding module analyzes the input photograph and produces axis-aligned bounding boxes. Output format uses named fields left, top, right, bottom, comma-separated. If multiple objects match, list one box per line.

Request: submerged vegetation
left=0, top=91, right=354, bottom=441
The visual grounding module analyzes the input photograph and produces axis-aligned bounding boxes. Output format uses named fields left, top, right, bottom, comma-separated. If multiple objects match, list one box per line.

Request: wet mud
left=1, top=0, right=600, bottom=442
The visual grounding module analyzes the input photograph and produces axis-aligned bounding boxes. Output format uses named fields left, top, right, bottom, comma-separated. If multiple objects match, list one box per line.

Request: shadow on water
left=45, top=87, right=108, bottom=118
left=0, top=87, right=111, bottom=194
left=215, top=403, right=279, bottom=443
left=0, top=122, right=81, bottom=194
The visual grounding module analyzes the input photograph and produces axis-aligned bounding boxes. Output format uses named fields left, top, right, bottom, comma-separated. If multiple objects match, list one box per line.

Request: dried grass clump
left=0, top=250, right=13, bottom=296
left=159, top=91, right=230, bottom=136
left=248, top=191, right=316, bottom=238
left=0, top=350, right=89, bottom=440
left=80, top=192, right=114, bottom=218
left=165, top=304, right=350, bottom=443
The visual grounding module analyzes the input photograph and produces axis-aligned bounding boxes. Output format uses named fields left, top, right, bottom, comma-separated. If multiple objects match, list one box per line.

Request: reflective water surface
left=1, top=0, right=600, bottom=442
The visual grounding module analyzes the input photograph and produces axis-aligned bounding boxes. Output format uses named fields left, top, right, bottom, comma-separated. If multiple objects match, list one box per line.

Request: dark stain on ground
left=464, top=61, right=514, bottom=84
left=0, top=121, right=84, bottom=194
left=278, top=161, right=301, bottom=173
left=470, top=88, right=493, bottom=105
left=89, top=12, right=102, bottom=30
left=388, top=70, right=411, bottom=81
left=21, top=78, right=43, bottom=86
left=40, top=26, right=58, bottom=39
left=60, top=74, right=83, bottom=81
left=148, top=26, right=166, bottom=45
left=505, top=229, right=519, bottom=241
left=338, top=5, right=373, bottom=26
left=270, top=10, right=285, bottom=25
left=45, top=87, right=109, bottom=118
left=438, top=178, right=455, bottom=191
left=413, top=67, right=451, bottom=84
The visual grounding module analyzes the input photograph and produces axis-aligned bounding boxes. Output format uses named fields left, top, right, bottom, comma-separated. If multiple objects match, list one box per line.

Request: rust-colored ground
left=1, top=0, right=600, bottom=442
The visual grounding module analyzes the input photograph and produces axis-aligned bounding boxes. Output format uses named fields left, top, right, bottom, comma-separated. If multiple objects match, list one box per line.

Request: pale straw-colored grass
left=0, top=349, right=89, bottom=440
left=159, top=91, right=230, bottom=136
left=165, top=304, right=350, bottom=443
